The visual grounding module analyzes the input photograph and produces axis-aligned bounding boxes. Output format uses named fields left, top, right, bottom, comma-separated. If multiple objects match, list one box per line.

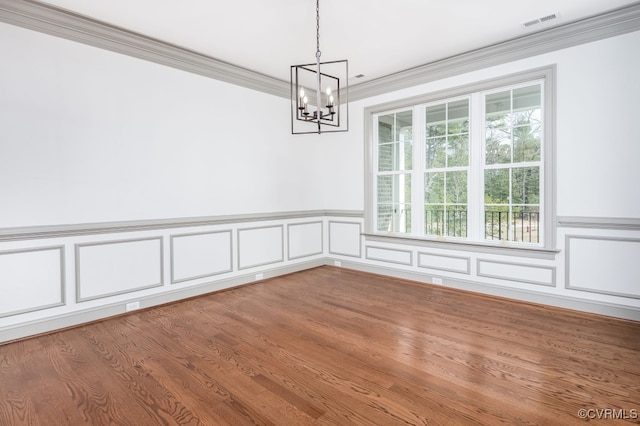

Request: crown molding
left=349, top=2, right=640, bottom=101
left=0, top=0, right=290, bottom=97
left=1, top=1, right=640, bottom=101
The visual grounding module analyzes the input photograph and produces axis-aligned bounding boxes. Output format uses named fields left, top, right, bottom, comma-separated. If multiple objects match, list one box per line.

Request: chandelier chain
left=316, top=0, right=321, bottom=58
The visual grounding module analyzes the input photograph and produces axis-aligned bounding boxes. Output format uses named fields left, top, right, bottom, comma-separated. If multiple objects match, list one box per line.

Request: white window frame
left=364, top=66, right=556, bottom=254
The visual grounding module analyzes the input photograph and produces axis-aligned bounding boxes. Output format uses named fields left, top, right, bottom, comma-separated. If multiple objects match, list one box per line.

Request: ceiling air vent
left=522, top=12, right=558, bottom=28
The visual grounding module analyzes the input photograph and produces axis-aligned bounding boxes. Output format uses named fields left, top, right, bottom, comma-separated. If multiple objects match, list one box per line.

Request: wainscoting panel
left=0, top=246, right=64, bottom=318
left=365, top=246, right=412, bottom=266
left=288, top=222, right=323, bottom=260
left=328, top=221, right=362, bottom=257
left=566, top=235, right=640, bottom=298
left=171, top=230, right=232, bottom=284
left=477, top=259, right=555, bottom=287
left=237, top=225, right=284, bottom=270
left=418, top=252, right=471, bottom=274
left=76, top=237, right=163, bottom=302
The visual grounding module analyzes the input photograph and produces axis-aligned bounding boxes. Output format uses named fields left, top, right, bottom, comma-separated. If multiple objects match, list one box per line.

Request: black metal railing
left=423, top=208, right=540, bottom=242
left=485, top=210, right=539, bottom=243
left=425, top=208, right=467, bottom=237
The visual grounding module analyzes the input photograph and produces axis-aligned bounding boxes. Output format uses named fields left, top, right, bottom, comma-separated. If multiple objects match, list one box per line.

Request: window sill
left=363, top=232, right=560, bottom=260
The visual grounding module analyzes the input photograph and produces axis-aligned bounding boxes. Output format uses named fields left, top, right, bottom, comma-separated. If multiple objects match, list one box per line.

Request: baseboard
left=3, top=256, right=638, bottom=344
left=334, top=259, right=640, bottom=322
left=0, top=258, right=326, bottom=344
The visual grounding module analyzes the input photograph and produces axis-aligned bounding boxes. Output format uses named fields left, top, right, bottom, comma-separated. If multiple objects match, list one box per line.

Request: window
left=367, top=68, right=555, bottom=249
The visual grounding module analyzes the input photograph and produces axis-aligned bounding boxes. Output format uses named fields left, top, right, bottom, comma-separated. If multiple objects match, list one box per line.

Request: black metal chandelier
left=291, top=0, right=348, bottom=134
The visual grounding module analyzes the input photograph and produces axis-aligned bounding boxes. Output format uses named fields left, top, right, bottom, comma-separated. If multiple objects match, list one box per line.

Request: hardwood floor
left=1, top=266, right=639, bottom=425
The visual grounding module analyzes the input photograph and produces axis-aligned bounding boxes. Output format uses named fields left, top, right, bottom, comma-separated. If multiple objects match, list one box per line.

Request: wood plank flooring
left=1, top=266, right=639, bottom=425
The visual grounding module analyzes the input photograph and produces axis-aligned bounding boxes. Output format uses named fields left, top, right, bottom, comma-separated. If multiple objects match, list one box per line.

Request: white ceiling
left=36, top=0, right=639, bottom=84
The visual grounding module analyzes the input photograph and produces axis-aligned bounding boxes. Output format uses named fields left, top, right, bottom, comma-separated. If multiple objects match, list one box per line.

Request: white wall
left=0, top=22, right=327, bottom=228
left=1, top=19, right=639, bottom=343
left=320, top=30, right=640, bottom=316
left=323, top=30, right=640, bottom=218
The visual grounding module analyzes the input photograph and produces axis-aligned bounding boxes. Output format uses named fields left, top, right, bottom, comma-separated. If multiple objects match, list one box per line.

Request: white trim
left=75, top=237, right=164, bottom=302
left=477, top=258, right=556, bottom=287
left=0, top=0, right=638, bottom=100
left=365, top=245, right=413, bottom=266
left=0, top=245, right=66, bottom=318
left=0, top=210, right=362, bottom=242
left=558, top=216, right=640, bottom=230
left=565, top=235, right=640, bottom=299
left=170, top=230, right=234, bottom=284
left=237, top=225, right=285, bottom=270
left=287, top=221, right=324, bottom=261
left=365, top=67, right=557, bottom=251
left=417, top=251, right=471, bottom=275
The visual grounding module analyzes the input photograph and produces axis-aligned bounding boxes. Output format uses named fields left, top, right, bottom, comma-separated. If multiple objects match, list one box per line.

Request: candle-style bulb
left=329, top=95, right=334, bottom=105
left=326, top=87, right=332, bottom=96
left=299, top=88, right=305, bottom=98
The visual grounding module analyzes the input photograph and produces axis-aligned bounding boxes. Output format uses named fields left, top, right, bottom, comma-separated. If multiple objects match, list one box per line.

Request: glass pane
left=377, top=173, right=411, bottom=234
left=377, top=175, right=411, bottom=206
left=395, top=110, right=413, bottom=141
left=485, top=127, right=511, bottom=164
left=398, top=174, right=412, bottom=204
left=448, top=99, right=469, bottom=135
left=425, top=206, right=444, bottom=236
left=484, top=169, right=509, bottom=204
left=512, top=167, right=540, bottom=204
left=426, top=136, right=446, bottom=169
left=513, top=85, right=540, bottom=111
left=377, top=175, right=393, bottom=203
left=377, top=204, right=393, bottom=232
left=425, top=172, right=444, bottom=204
left=378, top=141, right=413, bottom=171
left=446, top=171, right=468, bottom=204
left=397, top=204, right=412, bottom=233
left=513, top=124, right=541, bottom=163
left=378, top=143, right=393, bottom=171
left=447, top=135, right=469, bottom=167
left=484, top=208, right=509, bottom=241
left=399, top=141, right=413, bottom=170
left=485, top=90, right=511, bottom=117
left=378, top=114, right=393, bottom=143
left=426, top=104, right=446, bottom=137
left=446, top=206, right=467, bottom=238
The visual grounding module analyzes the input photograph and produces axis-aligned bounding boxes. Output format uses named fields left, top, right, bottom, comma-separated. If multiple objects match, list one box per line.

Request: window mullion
left=468, top=93, right=484, bottom=241
left=412, top=106, right=425, bottom=236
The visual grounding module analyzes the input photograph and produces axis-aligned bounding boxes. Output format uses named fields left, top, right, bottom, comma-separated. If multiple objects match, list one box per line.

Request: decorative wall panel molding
left=477, top=259, right=556, bottom=287
left=566, top=235, right=640, bottom=299
left=170, top=230, right=233, bottom=284
left=288, top=221, right=323, bottom=260
left=417, top=252, right=471, bottom=275
left=0, top=210, right=362, bottom=242
left=75, top=237, right=163, bottom=301
left=237, top=225, right=284, bottom=270
left=329, top=221, right=362, bottom=258
left=0, top=246, right=65, bottom=318
left=365, top=246, right=412, bottom=266
left=363, top=233, right=557, bottom=259
left=558, top=216, right=640, bottom=231
left=1, top=0, right=638, bottom=101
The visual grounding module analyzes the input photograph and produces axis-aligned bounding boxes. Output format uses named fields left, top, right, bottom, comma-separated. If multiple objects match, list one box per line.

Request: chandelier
left=291, top=0, right=348, bottom=134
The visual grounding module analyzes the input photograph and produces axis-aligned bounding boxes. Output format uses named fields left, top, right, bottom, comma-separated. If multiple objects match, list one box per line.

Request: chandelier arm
left=316, top=0, right=322, bottom=133
left=316, top=0, right=321, bottom=58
